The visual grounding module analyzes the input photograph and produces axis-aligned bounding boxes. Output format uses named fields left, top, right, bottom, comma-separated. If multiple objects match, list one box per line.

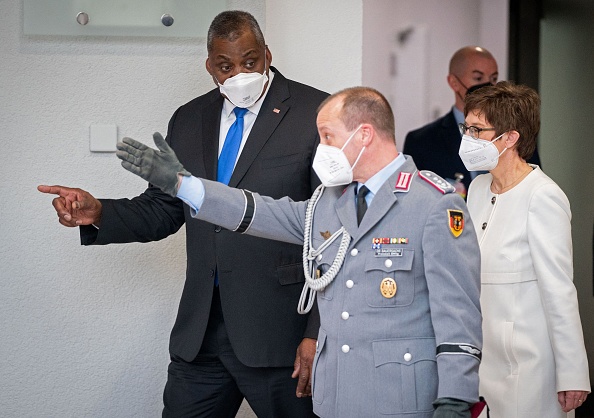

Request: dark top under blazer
left=80, top=67, right=328, bottom=366
left=404, top=110, right=541, bottom=192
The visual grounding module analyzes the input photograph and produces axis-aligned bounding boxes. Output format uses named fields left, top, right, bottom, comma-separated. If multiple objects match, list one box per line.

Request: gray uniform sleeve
left=195, top=178, right=309, bottom=246
left=422, top=192, right=482, bottom=403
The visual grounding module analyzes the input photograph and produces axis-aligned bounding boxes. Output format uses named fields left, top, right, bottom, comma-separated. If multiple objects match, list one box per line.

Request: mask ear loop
left=491, top=132, right=508, bottom=157
left=340, top=124, right=363, bottom=151
left=339, top=124, right=366, bottom=172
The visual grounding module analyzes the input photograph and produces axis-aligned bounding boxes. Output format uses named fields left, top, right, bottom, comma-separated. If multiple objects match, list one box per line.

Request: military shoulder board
left=418, top=170, right=455, bottom=194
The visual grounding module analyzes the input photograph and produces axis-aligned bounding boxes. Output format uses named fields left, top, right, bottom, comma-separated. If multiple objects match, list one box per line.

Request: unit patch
left=447, top=209, right=464, bottom=237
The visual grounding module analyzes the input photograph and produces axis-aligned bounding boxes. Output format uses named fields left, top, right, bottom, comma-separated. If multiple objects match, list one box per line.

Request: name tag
left=374, top=248, right=403, bottom=257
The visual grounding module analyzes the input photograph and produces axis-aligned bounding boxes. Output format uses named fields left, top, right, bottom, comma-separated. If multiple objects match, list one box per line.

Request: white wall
left=362, top=0, right=508, bottom=150
left=266, top=1, right=362, bottom=92
left=0, top=0, right=361, bottom=416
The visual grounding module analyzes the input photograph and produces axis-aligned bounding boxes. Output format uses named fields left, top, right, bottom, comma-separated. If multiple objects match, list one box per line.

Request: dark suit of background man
left=404, top=46, right=540, bottom=198
left=38, top=10, right=326, bottom=418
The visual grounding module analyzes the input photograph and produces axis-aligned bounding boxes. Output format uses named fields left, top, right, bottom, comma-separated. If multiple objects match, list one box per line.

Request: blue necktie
left=217, top=107, right=248, bottom=185
left=214, top=107, right=248, bottom=286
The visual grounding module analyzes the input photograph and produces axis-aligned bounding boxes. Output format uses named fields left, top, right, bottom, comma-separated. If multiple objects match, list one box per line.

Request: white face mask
left=458, top=133, right=506, bottom=171
left=216, top=54, right=269, bottom=108
left=313, top=125, right=365, bottom=187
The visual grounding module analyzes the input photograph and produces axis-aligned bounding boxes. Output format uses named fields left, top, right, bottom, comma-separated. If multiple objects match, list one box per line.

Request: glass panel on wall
left=24, top=0, right=228, bottom=37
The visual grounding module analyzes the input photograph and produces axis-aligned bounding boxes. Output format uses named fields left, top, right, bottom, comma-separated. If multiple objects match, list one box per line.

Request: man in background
left=39, top=10, right=325, bottom=418
left=404, top=46, right=540, bottom=198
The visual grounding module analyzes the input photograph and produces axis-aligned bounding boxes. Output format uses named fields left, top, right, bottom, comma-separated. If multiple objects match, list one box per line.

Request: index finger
left=38, top=185, right=71, bottom=196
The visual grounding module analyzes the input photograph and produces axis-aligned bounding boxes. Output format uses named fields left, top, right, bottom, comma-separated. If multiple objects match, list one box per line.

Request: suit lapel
left=442, top=110, right=461, bottom=154
left=202, top=94, right=224, bottom=181
left=228, top=68, right=289, bottom=188
left=442, top=109, right=471, bottom=186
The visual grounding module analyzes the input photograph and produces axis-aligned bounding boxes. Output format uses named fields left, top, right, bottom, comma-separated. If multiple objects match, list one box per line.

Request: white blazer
left=467, top=166, right=590, bottom=418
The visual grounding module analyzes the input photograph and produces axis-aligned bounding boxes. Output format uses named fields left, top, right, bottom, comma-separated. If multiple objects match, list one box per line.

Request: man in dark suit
left=404, top=46, right=540, bottom=198
left=38, top=10, right=325, bottom=418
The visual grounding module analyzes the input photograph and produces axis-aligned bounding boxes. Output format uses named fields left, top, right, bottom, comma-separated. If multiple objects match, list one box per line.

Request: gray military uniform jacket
left=193, top=156, right=482, bottom=418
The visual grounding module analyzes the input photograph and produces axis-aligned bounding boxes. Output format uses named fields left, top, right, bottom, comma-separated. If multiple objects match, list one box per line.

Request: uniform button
left=341, top=344, right=350, bottom=353
left=209, top=269, right=215, bottom=278
left=404, top=352, right=412, bottom=362
left=351, top=248, right=358, bottom=256
left=482, top=222, right=487, bottom=230
left=491, top=196, right=496, bottom=205
left=214, top=225, right=222, bottom=233
left=316, top=254, right=323, bottom=262
left=346, top=280, right=354, bottom=288
left=341, top=311, right=349, bottom=320
left=385, top=259, right=393, bottom=268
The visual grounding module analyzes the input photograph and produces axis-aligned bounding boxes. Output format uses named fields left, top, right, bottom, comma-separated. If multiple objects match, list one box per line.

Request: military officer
left=115, top=87, right=483, bottom=418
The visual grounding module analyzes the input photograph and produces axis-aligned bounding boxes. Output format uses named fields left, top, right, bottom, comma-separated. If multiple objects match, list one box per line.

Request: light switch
left=89, top=124, right=117, bottom=152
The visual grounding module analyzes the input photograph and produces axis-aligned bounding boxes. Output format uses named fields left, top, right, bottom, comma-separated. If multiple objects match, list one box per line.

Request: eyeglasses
left=458, top=123, right=496, bottom=140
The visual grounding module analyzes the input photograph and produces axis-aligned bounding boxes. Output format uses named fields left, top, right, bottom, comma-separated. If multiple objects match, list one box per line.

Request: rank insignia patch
left=394, top=172, right=413, bottom=192
left=447, top=209, right=464, bottom=237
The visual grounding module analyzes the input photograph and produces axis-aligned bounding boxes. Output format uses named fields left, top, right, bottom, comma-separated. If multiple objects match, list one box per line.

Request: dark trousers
left=163, top=287, right=316, bottom=418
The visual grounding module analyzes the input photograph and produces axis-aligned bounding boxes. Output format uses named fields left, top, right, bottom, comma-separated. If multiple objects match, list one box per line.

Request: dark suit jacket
left=403, top=109, right=541, bottom=192
left=80, top=67, right=328, bottom=366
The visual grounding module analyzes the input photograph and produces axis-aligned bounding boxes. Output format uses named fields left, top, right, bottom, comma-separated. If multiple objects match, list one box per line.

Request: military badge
left=380, top=278, right=397, bottom=298
left=372, top=237, right=409, bottom=252
left=447, top=209, right=464, bottom=237
left=372, top=237, right=408, bottom=244
left=320, top=230, right=332, bottom=240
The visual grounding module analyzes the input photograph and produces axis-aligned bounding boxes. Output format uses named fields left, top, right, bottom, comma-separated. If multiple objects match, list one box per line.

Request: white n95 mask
left=216, top=53, right=269, bottom=108
left=313, top=125, right=365, bottom=187
left=458, top=133, right=506, bottom=171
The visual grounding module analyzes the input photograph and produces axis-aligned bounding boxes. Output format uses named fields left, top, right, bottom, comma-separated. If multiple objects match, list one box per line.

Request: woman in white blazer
left=460, top=81, right=590, bottom=418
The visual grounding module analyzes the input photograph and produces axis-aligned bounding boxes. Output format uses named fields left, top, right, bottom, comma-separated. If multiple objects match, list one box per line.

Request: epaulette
left=418, top=170, right=455, bottom=194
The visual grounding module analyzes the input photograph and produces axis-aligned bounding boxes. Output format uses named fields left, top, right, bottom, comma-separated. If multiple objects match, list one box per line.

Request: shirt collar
left=359, top=152, right=406, bottom=196
left=452, top=105, right=465, bottom=126
left=222, top=69, right=275, bottom=118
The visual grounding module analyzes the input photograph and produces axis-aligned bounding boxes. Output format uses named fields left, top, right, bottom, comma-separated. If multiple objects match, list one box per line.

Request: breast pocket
left=372, top=337, right=437, bottom=414
left=364, top=249, right=415, bottom=307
